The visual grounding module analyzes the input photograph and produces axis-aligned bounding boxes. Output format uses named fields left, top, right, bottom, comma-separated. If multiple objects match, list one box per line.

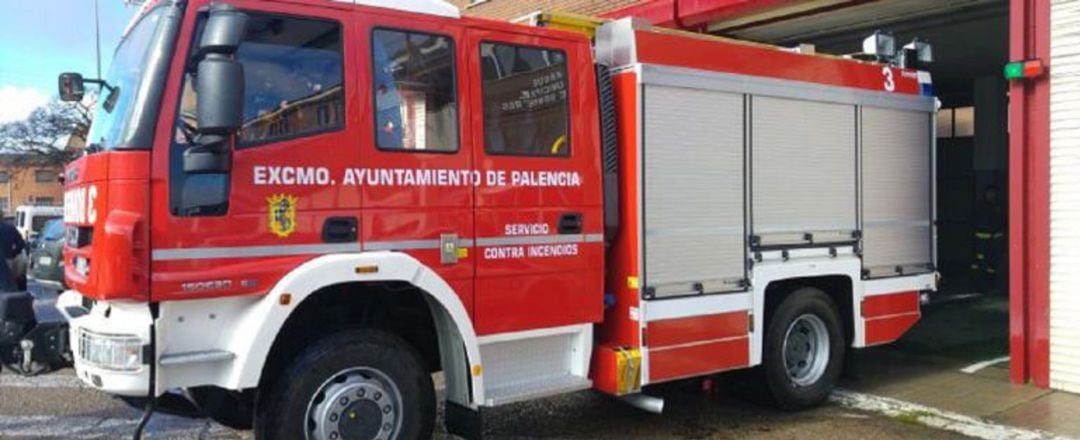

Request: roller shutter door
left=1050, top=0, right=1080, bottom=394
left=751, top=97, right=856, bottom=245
left=861, top=107, right=933, bottom=277
left=643, top=85, right=746, bottom=297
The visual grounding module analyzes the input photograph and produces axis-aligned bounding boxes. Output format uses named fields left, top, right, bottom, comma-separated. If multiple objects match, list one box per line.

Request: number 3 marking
left=883, top=66, right=896, bottom=92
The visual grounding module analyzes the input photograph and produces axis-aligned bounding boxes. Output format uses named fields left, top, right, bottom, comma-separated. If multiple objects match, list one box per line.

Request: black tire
left=254, top=329, right=435, bottom=440
left=190, top=386, right=255, bottom=430
left=759, top=287, right=845, bottom=410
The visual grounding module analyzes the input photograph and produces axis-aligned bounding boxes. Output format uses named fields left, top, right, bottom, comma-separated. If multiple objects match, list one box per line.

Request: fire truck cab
left=42, top=0, right=937, bottom=438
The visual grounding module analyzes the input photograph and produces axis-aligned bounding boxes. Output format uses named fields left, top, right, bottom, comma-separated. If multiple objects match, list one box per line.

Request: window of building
left=33, top=197, right=55, bottom=206
left=0, top=171, right=9, bottom=184
left=936, top=106, right=975, bottom=139
left=372, top=29, right=458, bottom=152
left=480, top=42, right=570, bottom=157
left=0, top=198, right=8, bottom=214
left=35, top=169, right=55, bottom=183
left=935, top=109, right=954, bottom=138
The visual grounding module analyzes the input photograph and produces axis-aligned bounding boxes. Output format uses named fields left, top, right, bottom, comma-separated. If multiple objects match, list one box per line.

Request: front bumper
left=57, top=290, right=152, bottom=396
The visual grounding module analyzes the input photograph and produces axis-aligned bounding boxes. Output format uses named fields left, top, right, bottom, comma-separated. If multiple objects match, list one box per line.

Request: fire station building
left=451, top=0, right=1078, bottom=393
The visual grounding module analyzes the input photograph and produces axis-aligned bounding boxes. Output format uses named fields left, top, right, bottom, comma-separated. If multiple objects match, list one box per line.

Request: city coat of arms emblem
left=267, top=194, right=299, bottom=238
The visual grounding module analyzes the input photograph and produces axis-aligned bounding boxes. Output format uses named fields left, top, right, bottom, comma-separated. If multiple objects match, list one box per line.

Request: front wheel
left=760, top=288, right=845, bottom=409
left=254, top=330, right=435, bottom=440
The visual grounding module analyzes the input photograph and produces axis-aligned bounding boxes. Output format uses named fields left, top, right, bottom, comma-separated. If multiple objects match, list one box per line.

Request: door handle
left=558, top=213, right=584, bottom=235
left=322, top=217, right=358, bottom=243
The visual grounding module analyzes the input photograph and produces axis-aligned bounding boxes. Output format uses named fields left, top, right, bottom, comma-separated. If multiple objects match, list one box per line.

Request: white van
left=15, top=205, right=64, bottom=242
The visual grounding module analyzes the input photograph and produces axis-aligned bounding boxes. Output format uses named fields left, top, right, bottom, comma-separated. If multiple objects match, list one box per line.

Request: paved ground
left=2, top=287, right=1045, bottom=440
left=0, top=369, right=970, bottom=439
left=843, top=294, right=1080, bottom=439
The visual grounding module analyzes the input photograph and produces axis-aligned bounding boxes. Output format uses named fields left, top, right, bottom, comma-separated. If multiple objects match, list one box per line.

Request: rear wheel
left=254, top=330, right=435, bottom=440
left=760, top=288, right=845, bottom=409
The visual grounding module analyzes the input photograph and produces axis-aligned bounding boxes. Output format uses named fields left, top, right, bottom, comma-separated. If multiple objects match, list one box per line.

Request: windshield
left=84, top=4, right=181, bottom=150
left=41, top=219, right=65, bottom=241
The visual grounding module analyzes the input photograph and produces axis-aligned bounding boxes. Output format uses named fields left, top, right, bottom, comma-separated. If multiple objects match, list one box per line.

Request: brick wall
left=448, top=0, right=638, bottom=20
left=0, top=165, right=63, bottom=215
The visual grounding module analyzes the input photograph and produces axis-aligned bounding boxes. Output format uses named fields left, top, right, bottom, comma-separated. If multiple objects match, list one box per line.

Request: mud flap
left=445, top=401, right=485, bottom=440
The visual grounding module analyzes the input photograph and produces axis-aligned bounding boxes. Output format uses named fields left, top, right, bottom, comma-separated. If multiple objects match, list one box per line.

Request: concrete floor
left=0, top=369, right=971, bottom=440
left=6, top=288, right=1069, bottom=439
left=843, top=293, right=1080, bottom=438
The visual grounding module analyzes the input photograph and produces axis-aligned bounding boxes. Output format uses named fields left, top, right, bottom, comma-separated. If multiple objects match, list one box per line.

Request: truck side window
left=480, top=42, right=570, bottom=157
left=371, top=29, right=458, bottom=152
left=170, top=14, right=344, bottom=216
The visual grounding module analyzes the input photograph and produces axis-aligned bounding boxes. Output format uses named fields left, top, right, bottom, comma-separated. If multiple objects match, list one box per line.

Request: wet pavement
left=0, top=368, right=971, bottom=439
left=2, top=288, right=1071, bottom=439
left=842, top=294, right=1080, bottom=439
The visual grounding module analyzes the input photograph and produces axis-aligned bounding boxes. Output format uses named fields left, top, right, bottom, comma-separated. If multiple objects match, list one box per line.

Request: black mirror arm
left=81, top=78, right=115, bottom=94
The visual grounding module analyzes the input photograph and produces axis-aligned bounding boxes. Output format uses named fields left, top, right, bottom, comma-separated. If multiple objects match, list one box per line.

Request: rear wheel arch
left=763, top=275, right=855, bottom=345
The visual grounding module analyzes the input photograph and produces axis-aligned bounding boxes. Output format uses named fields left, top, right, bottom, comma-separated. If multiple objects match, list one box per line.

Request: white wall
left=1049, top=0, right=1080, bottom=393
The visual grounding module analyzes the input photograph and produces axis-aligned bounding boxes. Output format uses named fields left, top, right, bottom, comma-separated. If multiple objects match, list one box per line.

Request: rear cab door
left=464, top=25, right=604, bottom=335
left=355, top=7, right=475, bottom=316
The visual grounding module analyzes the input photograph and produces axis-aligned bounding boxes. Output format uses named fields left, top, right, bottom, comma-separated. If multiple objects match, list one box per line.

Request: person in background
left=972, top=184, right=1005, bottom=295
left=0, top=214, right=26, bottom=292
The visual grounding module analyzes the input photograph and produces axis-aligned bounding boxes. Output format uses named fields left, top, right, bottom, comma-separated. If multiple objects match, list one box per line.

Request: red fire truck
left=0, top=0, right=937, bottom=439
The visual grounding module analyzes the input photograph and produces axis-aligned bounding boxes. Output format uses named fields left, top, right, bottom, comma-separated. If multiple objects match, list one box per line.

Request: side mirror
left=196, top=56, right=245, bottom=135
left=183, top=136, right=232, bottom=174
left=58, top=73, right=86, bottom=102
left=193, top=4, right=248, bottom=136
left=195, top=4, right=248, bottom=61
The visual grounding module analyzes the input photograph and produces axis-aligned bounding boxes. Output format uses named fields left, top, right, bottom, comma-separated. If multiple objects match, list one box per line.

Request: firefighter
left=0, top=215, right=25, bottom=292
left=972, top=184, right=1004, bottom=295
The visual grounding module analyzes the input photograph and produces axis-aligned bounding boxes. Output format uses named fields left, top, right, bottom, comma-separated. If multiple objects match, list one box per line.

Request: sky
left=0, top=0, right=139, bottom=123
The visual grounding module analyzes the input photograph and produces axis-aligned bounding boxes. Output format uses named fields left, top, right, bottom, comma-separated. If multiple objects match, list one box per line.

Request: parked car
left=12, top=206, right=63, bottom=290
left=15, top=205, right=63, bottom=242
left=28, top=218, right=65, bottom=291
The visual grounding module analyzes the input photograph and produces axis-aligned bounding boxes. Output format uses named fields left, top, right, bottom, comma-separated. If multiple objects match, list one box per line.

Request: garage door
left=1049, top=0, right=1080, bottom=394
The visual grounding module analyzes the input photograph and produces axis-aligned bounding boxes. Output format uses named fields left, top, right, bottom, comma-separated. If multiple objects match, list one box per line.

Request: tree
left=0, top=100, right=91, bottom=166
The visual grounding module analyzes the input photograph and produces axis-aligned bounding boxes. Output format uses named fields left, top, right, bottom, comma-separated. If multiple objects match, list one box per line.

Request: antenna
left=94, top=0, right=102, bottom=79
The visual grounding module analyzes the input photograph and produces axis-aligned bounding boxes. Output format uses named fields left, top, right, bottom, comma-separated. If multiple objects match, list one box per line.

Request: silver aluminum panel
left=861, top=108, right=933, bottom=276
left=751, top=96, right=857, bottom=238
left=643, top=85, right=745, bottom=297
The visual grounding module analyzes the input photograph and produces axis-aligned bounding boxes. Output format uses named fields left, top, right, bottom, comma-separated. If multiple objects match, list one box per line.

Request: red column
left=1008, top=0, right=1050, bottom=387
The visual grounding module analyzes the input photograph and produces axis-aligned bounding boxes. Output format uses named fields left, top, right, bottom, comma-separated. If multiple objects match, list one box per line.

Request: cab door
left=465, top=28, right=604, bottom=335
left=150, top=3, right=362, bottom=301
left=356, top=11, right=475, bottom=315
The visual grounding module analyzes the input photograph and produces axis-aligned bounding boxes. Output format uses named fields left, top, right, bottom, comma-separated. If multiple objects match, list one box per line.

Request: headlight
left=78, top=329, right=144, bottom=371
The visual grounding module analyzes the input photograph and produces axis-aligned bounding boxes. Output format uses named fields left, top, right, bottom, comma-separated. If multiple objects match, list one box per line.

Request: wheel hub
left=782, top=314, right=830, bottom=387
left=307, top=368, right=402, bottom=440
